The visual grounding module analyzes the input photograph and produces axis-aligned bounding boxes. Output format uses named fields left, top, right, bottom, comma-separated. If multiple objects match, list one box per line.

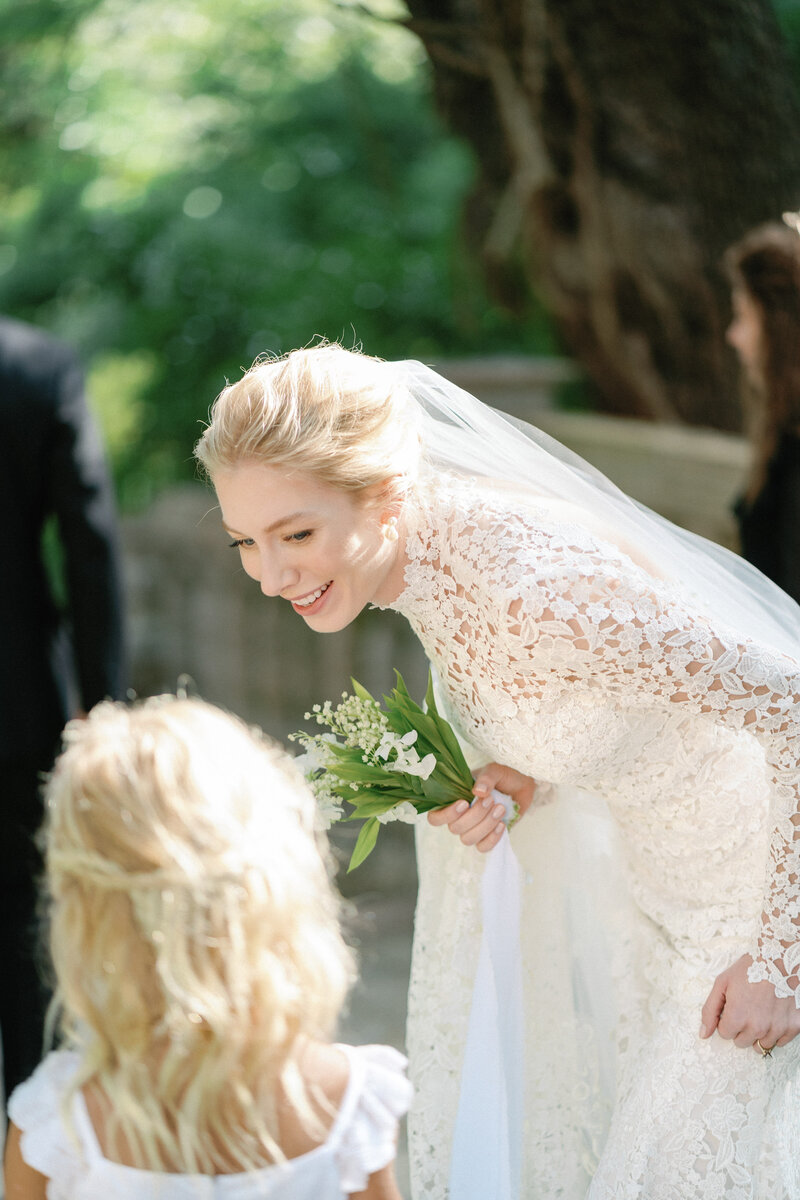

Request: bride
left=195, top=342, right=800, bottom=1198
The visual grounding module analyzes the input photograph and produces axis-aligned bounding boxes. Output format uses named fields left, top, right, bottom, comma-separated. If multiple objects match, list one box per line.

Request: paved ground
left=334, top=827, right=418, bottom=1199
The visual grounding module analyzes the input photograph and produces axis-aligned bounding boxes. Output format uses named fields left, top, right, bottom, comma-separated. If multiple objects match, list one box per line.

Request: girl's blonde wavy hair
left=194, top=341, right=421, bottom=495
left=42, top=696, right=355, bottom=1172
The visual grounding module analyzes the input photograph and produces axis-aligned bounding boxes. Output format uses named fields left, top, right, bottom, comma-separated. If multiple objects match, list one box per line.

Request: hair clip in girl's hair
left=176, top=673, right=197, bottom=700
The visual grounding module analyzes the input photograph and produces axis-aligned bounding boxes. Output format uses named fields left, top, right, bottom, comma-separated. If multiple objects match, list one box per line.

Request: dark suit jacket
left=735, top=432, right=800, bottom=608
left=0, top=316, right=126, bottom=757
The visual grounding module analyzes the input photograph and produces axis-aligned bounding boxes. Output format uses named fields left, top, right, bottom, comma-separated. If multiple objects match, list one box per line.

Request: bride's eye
left=228, top=537, right=255, bottom=549
left=287, top=530, right=312, bottom=543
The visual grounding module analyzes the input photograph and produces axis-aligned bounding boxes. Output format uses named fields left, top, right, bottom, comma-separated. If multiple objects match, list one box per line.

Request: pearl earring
left=384, top=516, right=399, bottom=542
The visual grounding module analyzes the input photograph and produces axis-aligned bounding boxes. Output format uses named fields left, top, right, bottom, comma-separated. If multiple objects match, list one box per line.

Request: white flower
left=314, top=796, right=345, bottom=831
left=399, top=751, right=437, bottom=779
left=375, top=729, right=417, bottom=759
left=309, top=692, right=389, bottom=752
left=293, top=736, right=336, bottom=776
left=376, top=724, right=438, bottom=782
left=294, top=740, right=346, bottom=830
left=377, top=802, right=419, bottom=825
left=375, top=729, right=437, bottom=779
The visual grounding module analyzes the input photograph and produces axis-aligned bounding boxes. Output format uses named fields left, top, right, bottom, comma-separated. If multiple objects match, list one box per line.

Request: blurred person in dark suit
left=726, top=221, right=800, bottom=605
left=0, top=314, right=126, bottom=1102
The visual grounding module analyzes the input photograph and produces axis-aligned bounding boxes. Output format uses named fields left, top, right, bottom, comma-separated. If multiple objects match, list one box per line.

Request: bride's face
left=213, top=461, right=405, bottom=632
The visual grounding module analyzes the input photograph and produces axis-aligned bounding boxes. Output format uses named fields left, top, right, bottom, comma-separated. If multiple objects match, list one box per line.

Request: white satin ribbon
left=448, top=803, right=524, bottom=1199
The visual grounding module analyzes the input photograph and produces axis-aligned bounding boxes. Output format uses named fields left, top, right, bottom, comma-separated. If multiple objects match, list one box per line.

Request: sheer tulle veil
left=390, top=359, right=800, bottom=661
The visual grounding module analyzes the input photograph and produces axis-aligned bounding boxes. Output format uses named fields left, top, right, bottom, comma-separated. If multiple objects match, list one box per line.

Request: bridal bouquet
left=291, top=672, right=517, bottom=870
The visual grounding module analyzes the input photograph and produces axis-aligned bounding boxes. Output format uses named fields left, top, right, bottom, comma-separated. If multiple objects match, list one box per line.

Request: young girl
left=4, top=696, right=411, bottom=1200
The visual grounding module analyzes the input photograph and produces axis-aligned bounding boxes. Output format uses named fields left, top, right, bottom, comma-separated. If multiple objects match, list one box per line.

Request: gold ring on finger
left=755, top=1038, right=773, bottom=1058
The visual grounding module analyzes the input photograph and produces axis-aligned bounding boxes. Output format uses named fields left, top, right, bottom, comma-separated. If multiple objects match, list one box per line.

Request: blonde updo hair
left=43, top=696, right=355, bottom=1172
left=195, top=342, right=421, bottom=497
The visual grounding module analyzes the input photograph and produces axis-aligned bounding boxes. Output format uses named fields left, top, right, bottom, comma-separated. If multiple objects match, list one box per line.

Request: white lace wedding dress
left=385, top=472, right=800, bottom=1200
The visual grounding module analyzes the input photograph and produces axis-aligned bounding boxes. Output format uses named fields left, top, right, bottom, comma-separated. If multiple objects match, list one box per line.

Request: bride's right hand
left=427, top=762, right=537, bottom=853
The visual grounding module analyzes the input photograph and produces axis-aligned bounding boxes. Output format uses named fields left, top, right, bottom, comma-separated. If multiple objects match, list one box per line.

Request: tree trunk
left=403, top=0, right=800, bottom=428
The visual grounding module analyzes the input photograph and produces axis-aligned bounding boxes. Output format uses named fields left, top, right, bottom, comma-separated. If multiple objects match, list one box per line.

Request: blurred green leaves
left=0, top=0, right=552, bottom=504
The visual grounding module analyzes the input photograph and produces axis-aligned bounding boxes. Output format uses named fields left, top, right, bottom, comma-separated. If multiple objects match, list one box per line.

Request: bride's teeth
left=296, top=582, right=330, bottom=607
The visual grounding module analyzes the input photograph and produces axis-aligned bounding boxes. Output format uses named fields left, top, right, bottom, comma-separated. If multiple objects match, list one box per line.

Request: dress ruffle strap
left=8, top=1051, right=85, bottom=1198
left=333, top=1044, right=413, bottom=1192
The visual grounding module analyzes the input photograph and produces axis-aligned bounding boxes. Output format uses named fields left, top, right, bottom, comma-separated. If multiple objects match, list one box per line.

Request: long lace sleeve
left=524, top=534, right=800, bottom=1004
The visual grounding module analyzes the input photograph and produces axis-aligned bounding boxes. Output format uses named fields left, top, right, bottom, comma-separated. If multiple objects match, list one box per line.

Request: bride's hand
left=699, top=953, right=800, bottom=1053
left=427, top=762, right=537, bottom=853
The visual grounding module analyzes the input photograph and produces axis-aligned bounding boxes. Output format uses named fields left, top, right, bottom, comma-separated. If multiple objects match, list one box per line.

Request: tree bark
left=403, top=0, right=800, bottom=428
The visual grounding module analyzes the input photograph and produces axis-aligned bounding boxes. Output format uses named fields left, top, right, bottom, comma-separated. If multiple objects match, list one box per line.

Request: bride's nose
left=257, top=549, right=297, bottom=598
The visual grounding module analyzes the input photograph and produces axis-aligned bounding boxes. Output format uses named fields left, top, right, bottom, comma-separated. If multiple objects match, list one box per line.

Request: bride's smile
left=214, top=460, right=406, bottom=632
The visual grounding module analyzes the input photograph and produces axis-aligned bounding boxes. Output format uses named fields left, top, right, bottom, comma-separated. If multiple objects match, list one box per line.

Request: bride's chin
left=303, top=601, right=363, bottom=634
left=305, top=613, right=355, bottom=633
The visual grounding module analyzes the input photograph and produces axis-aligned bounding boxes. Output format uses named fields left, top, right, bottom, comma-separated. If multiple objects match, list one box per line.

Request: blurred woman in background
left=726, top=220, right=800, bottom=604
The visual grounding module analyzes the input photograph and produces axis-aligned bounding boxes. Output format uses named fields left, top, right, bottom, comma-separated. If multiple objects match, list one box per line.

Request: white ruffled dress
left=8, top=1044, right=411, bottom=1199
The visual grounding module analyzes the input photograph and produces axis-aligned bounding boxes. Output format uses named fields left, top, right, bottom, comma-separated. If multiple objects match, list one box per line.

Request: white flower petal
left=415, top=753, right=437, bottom=780
left=377, top=801, right=419, bottom=825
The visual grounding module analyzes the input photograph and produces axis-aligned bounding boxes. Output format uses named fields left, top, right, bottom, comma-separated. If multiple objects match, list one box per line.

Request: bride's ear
left=362, top=476, right=405, bottom=520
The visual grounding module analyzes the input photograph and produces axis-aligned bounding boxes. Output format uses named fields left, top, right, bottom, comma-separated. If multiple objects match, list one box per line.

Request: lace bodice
left=389, top=473, right=800, bottom=1002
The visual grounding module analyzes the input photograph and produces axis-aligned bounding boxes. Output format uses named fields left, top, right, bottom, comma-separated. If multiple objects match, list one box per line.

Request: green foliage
left=294, top=669, right=480, bottom=869
left=0, top=0, right=554, bottom=505
left=774, top=0, right=800, bottom=75
left=349, top=817, right=380, bottom=872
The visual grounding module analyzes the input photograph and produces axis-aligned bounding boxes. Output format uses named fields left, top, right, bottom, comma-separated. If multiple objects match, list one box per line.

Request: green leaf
left=430, top=715, right=472, bottom=779
left=351, top=678, right=378, bottom=706
left=414, top=798, right=451, bottom=813
left=420, top=774, right=466, bottom=804
left=393, top=670, right=414, bottom=702
left=348, top=783, right=414, bottom=803
left=424, top=670, right=439, bottom=715
left=386, top=673, right=427, bottom=721
left=324, top=742, right=370, bottom=763
left=346, top=796, right=412, bottom=816
left=383, top=697, right=422, bottom=732
left=384, top=709, right=418, bottom=741
left=423, top=670, right=473, bottom=783
left=391, top=709, right=445, bottom=754
left=348, top=817, right=380, bottom=872
left=326, top=760, right=398, bottom=784
left=328, top=781, right=397, bottom=803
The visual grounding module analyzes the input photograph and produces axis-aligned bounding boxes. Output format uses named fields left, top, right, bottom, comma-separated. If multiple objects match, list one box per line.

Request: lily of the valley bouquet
left=291, top=672, right=518, bottom=870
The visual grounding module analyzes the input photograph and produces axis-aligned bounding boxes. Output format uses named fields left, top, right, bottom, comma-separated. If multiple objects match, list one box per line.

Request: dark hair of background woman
left=725, top=221, right=800, bottom=501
